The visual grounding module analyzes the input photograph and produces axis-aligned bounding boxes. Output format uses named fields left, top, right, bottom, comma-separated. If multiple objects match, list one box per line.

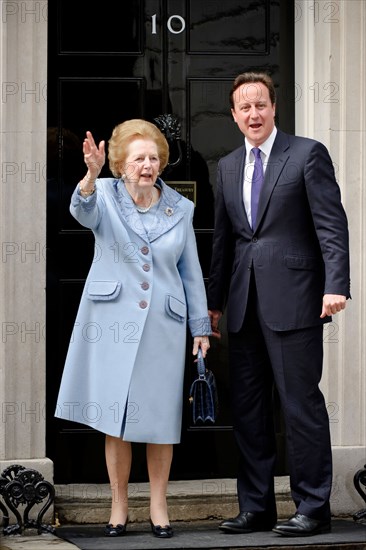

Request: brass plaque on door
left=166, top=181, right=196, bottom=205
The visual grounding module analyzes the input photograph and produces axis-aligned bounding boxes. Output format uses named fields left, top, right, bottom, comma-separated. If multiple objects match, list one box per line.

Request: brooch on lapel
left=165, top=207, right=174, bottom=217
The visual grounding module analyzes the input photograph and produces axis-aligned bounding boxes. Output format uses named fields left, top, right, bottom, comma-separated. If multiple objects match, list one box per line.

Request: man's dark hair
left=229, top=72, right=276, bottom=108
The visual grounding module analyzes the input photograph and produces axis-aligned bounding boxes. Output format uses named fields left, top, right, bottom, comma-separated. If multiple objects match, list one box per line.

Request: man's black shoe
left=272, top=513, right=331, bottom=537
left=219, top=512, right=275, bottom=533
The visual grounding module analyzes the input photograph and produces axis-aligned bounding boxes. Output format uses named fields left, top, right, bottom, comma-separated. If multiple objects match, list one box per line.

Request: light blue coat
left=55, top=178, right=211, bottom=443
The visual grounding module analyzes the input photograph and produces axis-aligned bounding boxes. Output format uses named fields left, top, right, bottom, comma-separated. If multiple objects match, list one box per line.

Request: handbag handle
left=197, top=348, right=206, bottom=379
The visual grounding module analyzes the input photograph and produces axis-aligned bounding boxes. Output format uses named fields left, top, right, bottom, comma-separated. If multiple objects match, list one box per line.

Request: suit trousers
left=228, top=275, right=332, bottom=521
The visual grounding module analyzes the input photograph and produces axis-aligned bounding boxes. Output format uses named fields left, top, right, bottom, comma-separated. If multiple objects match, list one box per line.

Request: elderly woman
left=55, top=119, right=211, bottom=538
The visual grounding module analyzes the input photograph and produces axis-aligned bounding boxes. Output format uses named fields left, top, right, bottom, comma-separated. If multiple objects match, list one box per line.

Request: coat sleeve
left=207, top=159, right=235, bottom=311
left=177, top=202, right=211, bottom=337
left=69, top=179, right=105, bottom=230
left=304, top=141, right=351, bottom=298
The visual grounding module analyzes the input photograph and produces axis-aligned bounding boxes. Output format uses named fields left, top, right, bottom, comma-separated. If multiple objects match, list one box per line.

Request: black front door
left=46, top=0, right=294, bottom=483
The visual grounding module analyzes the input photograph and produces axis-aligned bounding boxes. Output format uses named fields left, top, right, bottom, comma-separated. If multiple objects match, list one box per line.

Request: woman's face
left=122, top=138, right=161, bottom=188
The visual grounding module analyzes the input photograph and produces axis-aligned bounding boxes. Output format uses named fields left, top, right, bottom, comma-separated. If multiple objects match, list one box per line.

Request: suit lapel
left=229, top=145, right=252, bottom=232
left=254, top=130, right=290, bottom=231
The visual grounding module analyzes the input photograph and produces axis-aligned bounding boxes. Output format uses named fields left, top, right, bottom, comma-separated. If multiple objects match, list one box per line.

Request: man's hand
left=320, top=294, right=347, bottom=318
left=208, top=309, right=222, bottom=339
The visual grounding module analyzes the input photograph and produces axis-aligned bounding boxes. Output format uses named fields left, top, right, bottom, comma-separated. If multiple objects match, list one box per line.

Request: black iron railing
left=353, top=463, right=366, bottom=523
left=0, top=464, right=55, bottom=535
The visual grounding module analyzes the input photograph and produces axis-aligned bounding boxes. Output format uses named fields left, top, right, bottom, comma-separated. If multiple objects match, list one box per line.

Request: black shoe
left=150, top=518, right=174, bottom=538
left=219, top=512, right=276, bottom=533
left=272, top=513, right=331, bottom=537
left=104, top=523, right=127, bottom=537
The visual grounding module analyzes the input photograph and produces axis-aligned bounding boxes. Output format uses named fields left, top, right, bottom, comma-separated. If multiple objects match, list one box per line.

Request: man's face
left=231, top=82, right=276, bottom=147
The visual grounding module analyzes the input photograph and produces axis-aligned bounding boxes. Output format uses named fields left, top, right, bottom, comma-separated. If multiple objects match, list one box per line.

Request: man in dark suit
left=208, top=72, right=350, bottom=537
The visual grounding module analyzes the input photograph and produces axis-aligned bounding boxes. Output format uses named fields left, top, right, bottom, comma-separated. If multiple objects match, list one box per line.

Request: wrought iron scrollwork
left=0, top=464, right=55, bottom=535
left=353, top=464, right=366, bottom=523
left=153, top=114, right=182, bottom=169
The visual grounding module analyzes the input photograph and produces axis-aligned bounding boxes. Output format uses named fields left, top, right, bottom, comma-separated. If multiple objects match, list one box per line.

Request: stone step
left=55, top=477, right=296, bottom=525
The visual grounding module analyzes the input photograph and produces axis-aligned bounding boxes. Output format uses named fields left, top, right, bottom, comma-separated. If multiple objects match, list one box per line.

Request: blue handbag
left=189, top=348, right=218, bottom=424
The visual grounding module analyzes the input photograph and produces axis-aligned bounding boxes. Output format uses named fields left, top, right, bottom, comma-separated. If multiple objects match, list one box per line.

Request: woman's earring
left=122, top=173, right=126, bottom=180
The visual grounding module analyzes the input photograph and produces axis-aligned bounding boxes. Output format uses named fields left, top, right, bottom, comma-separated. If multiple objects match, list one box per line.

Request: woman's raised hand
left=83, top=131, right=105, bottom=179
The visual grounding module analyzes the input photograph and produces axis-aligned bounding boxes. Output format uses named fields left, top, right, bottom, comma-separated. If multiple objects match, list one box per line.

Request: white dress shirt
left=243, top=126, right=277, bottom=227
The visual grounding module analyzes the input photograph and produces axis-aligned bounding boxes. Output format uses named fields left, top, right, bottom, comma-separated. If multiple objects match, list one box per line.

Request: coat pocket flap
left=165, top=295, right=186, bottom=322
left=87, top=281, right=122, bottom=301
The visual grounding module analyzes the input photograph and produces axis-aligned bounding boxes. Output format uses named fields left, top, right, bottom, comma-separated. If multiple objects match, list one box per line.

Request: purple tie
left=251, top=147, right=263, bottom=229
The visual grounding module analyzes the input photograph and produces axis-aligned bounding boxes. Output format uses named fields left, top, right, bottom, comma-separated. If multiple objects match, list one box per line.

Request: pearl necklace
left=135, top=188, right=157, bottom=213
left=135, top=193, right=153, bottom=213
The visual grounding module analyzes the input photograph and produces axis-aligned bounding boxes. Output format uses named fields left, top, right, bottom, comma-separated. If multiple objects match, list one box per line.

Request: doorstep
left=54, top=477, right=296, bottom=525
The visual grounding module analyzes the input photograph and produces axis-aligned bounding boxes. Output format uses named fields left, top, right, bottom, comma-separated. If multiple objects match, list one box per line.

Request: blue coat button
left=142, top=264, right=150, bottom=272
left=139, top=300, right=148, bottom=309
left=141, top=282, right=150, bottom=290
left=141, top=246, right=149, bottom=255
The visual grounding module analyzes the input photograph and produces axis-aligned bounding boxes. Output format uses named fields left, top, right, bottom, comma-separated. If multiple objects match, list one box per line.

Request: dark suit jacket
left=208, top=129, right=350, bottom=332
